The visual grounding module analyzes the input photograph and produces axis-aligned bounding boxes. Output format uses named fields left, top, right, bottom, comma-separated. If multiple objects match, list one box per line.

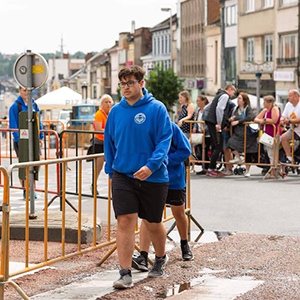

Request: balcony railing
left=277, top=57, right=298, bottom=66
left=241, top=61, right=274, bottom=73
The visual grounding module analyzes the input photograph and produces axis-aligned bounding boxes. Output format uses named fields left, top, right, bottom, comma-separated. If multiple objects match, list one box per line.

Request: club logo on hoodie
left=134, top=113, right=146, bottom=124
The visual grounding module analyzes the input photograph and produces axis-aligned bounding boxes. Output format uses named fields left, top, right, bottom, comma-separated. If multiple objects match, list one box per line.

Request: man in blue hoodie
left=104, top=65, right=172, bottom=289
left=132, top=122, right=193, bottom=273
left=9, top=86, right=43, bottom=198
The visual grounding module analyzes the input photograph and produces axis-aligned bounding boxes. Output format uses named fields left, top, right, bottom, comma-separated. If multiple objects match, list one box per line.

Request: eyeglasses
left=118, top=80, right=139, bottom=88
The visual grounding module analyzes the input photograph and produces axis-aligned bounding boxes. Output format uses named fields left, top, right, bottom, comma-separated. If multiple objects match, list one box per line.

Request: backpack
left=171, top=138, right=190, bottom=167
left=15, top=100, right=38, bottom=113
left=202, top=102, right=212, bottom=121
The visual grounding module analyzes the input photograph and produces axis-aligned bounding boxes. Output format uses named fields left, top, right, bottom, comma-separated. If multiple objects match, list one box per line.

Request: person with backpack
left=132, top=122, right=194, bottom=273
left=203, top=85, right=236, bottom=177
left=9, top=86, right=43, bottom=199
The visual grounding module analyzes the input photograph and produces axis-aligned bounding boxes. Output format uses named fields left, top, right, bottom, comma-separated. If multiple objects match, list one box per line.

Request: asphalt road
left=4, top=153, right=300, bottom=237
left=189, top=165, right=300, bottom=236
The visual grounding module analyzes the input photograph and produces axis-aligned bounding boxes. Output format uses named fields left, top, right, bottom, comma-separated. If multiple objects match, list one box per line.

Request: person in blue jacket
left=104, top=65, right=172, bottom=289
left=132, top=122, right=194, bottom=273
left=9, top=86, right=43, bottom=198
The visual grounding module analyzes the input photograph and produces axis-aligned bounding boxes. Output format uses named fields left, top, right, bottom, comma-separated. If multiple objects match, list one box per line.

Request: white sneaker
left=229, top=157, right=243, bottom=164
left=244, top=170, right=251, bottom=177
left=224, top=169, right=234, bottom=176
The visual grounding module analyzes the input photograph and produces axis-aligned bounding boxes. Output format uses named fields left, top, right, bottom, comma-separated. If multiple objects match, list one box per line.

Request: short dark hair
left=118, top=65, right=145, bottom=81
left=197, top=95, right=209, bottom=106
left=224, top=84, right=236, bottom=92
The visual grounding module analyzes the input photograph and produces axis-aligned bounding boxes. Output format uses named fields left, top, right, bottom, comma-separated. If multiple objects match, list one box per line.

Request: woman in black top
left=177, top=90, right=195, bottom=136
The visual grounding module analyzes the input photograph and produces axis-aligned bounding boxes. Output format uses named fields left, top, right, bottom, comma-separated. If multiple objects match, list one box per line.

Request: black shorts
left=112, top=171, right=168, bottom=223
left=86, top=140, right=104, bottom=162
left=93, top=143, right=104, bottom=154
left=87, top=143, right=104, bottom=155
left=166, top=188, right=186, bottom=206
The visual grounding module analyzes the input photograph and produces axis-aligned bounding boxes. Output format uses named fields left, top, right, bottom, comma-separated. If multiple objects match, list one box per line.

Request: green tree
left=70, top=51, right=86, bottom=59
left=145, top=65, right=183, bottom=112
left=0, top=53, right=18, bottom=77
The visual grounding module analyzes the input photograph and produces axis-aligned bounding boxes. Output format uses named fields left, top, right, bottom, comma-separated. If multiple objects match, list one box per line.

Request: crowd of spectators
left=185, top=87, right=300, bottom=179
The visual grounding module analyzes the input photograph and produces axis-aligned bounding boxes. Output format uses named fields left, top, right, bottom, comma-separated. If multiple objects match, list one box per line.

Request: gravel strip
left=3, top=230, right=300, bottom=300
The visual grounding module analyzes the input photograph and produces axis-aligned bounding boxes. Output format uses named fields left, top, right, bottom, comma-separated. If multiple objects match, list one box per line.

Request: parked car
left=56, top=110, right=72, bottom=133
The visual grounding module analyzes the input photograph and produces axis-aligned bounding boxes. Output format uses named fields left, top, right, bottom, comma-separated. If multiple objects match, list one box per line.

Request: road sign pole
left=26, top=50, right=36, bottom=217
left=13, top=50, right=48, bottom=218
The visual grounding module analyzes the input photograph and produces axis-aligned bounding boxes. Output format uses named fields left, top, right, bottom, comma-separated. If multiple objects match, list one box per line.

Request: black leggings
left=207, top=122, right=223, bottom=170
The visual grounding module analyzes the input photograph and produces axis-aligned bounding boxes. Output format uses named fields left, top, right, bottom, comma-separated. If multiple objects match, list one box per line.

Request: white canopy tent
left=231, top=94, right=264, bottom=109
left=36, top=87, right=82, bottom=110
left=231, top=94, right=283, bottom=112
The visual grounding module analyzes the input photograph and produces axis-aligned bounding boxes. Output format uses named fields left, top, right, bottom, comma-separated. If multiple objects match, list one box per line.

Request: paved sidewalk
left=2, top=158, right=300, bottom=299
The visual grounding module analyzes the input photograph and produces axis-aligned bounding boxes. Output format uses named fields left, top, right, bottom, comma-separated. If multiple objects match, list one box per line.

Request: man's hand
left=283, top=118, right=290, bottom=126
left=215, top=124, right=221, bottom=132
left=133, top=166, right=152, bottom=181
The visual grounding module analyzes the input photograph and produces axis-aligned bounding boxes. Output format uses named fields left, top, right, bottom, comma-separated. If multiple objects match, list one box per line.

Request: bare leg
left=171, top=204, right=188, bottom=240
left=116, top=213, right=138, bottom=269
left=232, top=150, right=240, bottom=159
left=281, top=134, right=291, bottom=158
left=139, top=220, right=151, bottom=252
left=143, top=220, right=166, bottom=257
left=224, top=148, right=233, bottom=170
left=95, top=156, right=104, bottom=180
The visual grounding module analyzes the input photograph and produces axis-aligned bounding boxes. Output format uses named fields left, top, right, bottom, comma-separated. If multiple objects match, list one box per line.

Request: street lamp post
left=161, top=8, right=173, bottom=69
left=81, top=82, right=88, bottom=103
left=255, top=72, right=262, bottom=112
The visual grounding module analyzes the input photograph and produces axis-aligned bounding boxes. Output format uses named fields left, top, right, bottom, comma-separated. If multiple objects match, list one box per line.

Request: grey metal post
left=169, top=10, right=173, bottom=70
left=256, top=72, right=262, bottom=112
left=298, top=0, right=300, bottom=88
left=220, top=0, right=226, bottom=88
left=26, top=50, right=36, bottom=217
left=161, top=8, right=173, bottom=69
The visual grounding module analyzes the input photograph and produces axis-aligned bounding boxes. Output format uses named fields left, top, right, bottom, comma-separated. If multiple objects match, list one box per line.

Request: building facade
left=220, top=0, right=238, bottom=86
left=238, top=0, right=276, bottom=103
left=54, top=0, right=300, bottom=109
left=178, top=0, right=206, bottom=99
left=274, top=0, right=299, bottom=105
left=177, top=0, right=221, bottom=99
left=237, top=0, right=299, bottom=107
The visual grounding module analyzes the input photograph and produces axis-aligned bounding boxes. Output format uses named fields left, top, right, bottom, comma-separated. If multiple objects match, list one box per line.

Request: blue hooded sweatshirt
left=168, top=123, right=192, bottom=190
left=9, top=95, right=43, bottom=143
left=104, top=88, right=172, bottom=183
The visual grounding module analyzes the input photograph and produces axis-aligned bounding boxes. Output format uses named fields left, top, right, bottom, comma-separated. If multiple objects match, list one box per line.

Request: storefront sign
left=238, top=79, right=275, bottom=95
left=273, top=71, right=294, bottom=82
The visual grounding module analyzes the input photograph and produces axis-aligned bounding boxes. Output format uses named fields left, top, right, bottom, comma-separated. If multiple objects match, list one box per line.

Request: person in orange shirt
left=91, top=94, right=113, bottom=194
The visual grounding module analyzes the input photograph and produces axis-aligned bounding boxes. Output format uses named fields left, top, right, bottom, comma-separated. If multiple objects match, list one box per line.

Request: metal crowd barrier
left=0, top=166, right=10, bottom=300
left=185, top=120, right=299, bottom=179
left=56, top=129, right=106, bottom=209
left=0, top=154, right=114, bottom=299
left=0, top=129, right=61, bottom=206
left=0, top=126, right=102, bottom=209
left=98, top=163, right=202, bottom=266
left=0, top=150, right=197, bottom=299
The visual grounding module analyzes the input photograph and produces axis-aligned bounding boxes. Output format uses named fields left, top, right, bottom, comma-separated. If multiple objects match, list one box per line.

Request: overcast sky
left=1, top=0, right=177, bottom=55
